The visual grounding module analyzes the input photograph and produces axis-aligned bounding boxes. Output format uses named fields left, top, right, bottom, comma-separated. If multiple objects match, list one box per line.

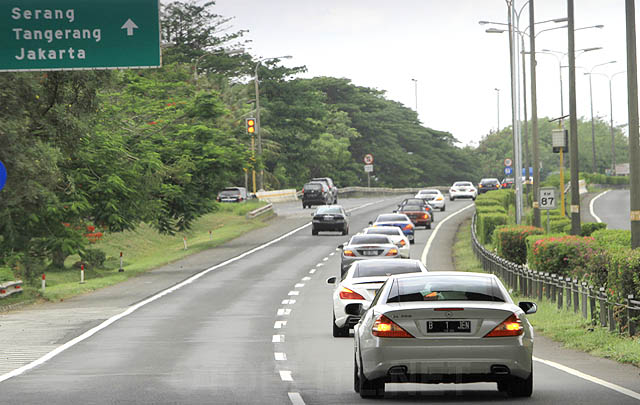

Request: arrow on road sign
left=121, top=19, right=139, bottom=36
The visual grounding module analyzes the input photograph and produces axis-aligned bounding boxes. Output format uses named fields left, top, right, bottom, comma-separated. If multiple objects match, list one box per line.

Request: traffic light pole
left=251, top=136, right=256, bottom=194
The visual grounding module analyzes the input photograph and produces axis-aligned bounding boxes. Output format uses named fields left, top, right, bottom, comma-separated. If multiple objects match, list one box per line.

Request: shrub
left=476, top=190, right=514, bottom=211
left=79, top=248, right=106, bottom=268
left=579, top=222, right=607, bottom=237
left=0, top=267, right=14, bottom=282
left=592, top=229, right=631, bottom=248
left=494, top=225, right=544, bottom=264
left=608, top=248, right=640, bottom=301
left=477, top=213, right=508, bottom=245
left=476, top=205, right=507, bottom=215
left=549, top=218, right=570, bottom=233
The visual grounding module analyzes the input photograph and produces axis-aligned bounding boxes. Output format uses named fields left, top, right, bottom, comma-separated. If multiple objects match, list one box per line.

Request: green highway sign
left=0, top=0, right=160, bottom=72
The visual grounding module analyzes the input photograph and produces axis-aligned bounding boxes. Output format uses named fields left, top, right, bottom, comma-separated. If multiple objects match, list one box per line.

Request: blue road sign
left=0, top=160, right=6, bottom=191
left=522, top=167, right=533, bottom=176
left=504, top=166, right=513, bottom=175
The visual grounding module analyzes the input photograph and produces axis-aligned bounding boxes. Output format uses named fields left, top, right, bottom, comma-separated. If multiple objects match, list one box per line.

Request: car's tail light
left=402, top=223, right=414, bottom=231
left=436, top=197, right=443, bottom=201
left=478, top=184, right=483, bottom=188
left=422, top=213, right=429, bottom=219
left=238, top=197, right=243, bottom=201
left=398, top=239, right=406, bottom=246
left=302, top=188, right=305, bottom=193
left=386, top=248, right=398, bottom=256
left=339, top=287, right=365, bottom=300
left=216, top=197, right=221, bottom=202
left=343, top=250, right=356, bottom=257
left=484, top=313, right=523, bottom=337
left=372, top=315, right=414, bottom=338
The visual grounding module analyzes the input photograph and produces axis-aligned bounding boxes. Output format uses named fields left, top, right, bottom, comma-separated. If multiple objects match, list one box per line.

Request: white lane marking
left=329, top=252, right=335, bottom=256
left=280, top=370, right=294, bottom=381
left=288, top=291, right=299, bottom=296
left=294, top=283, right=305, bottom=288
left=277, top=308, right=292, bottom=316
left=316, top=263, right=324, bottom=267
left=421, top=203, right=475, bottom=265
left=323, top=257, right=328, bottom=261
left=272, top=335, right=285, bottom=343
left=288, top=392, right=306, bottom=405
left=589, top=190, right=610, bottom=223
left=302, top=277, right=311, bottom=281
left=309, top=269, right=316, bottom=274
left=274, top=352, right=287, bottom=361
left=534, top=356, right=640, bottom=401
left=274, top=321, right=287, bottom=329
left=281, top=299, right=296, bottom=305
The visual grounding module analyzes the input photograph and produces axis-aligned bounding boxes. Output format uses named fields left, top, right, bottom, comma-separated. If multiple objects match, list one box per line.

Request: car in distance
left=449, top=181, right=477, bottom=201
left=478, top=178, right=501, bottom=194
left=312, top=205, right=349, bottom=235
left=353, top=272, right=536, bottom=398
left=501, top=178, right=514, bottom=189
left=326, top=259, right=428, bottom=337
left=397, top=203, right=432, bottom=229
left=397, top=197, right=435, bottom=221
left=369, top=213, right=415, bottom=244
left=311, top=177, right=338, bottom=204
left=361, top=226, right=410, bottom=258
left=216, top=187, right=249, bottom=203
left=339, top=234, right=400, bottom=276
left=302, top=182, right=330, bottom=208
left=415, top=189, right=446, bottom=211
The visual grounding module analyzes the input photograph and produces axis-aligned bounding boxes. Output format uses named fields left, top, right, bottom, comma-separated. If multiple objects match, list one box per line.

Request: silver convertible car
left=354, top=272, right=536, bottom=398
left=339, top=234, right=399, bottom=276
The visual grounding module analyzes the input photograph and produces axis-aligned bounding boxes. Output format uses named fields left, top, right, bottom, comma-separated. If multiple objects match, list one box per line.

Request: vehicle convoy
left=449, top=181, right=477, bottom=201
left=302, top=182, right=331, bottom=208
left=339, top=234, right=400, bottom=275
left=354, top=272, right=536, bottom=398
left=478, top=178, right=501, bottom=194
left=397, top=197, right=435, bottom=221
left=396, top=203, right=432, bottom=229
left=326, top=259, right=428, bottom=337
left=369, top=213, right=415, bottom=244
left=415, top=189, right=446, bottom=211
left=361, top=226, right=410, bottom=258
left=311, top=205, right=349, bottom=235
left=216, top=187, right=249, bottom=202
left=311, top=177, right=338, bottom=204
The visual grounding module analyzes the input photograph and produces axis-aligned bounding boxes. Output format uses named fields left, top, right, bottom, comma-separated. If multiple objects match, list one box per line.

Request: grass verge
left=453, top=217, right=640, bottom=367
left=1, top=201, right=272, bottom=308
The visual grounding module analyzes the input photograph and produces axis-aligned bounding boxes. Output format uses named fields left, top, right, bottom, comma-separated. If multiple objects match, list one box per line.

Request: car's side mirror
left=326, top=276, right=337, bottom=284
left=518, top=302, right=537, bottom=314
left=338, top=244, right=344, bottom=249
left=368, top=221, right=373, bottom=226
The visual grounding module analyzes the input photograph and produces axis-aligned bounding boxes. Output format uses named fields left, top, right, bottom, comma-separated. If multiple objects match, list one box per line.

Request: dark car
left=312, top=177, right=338, bottom=204
left=397, top=203, right=432, bottom=229
left=312, top=205, right=349, bottom=235
left=501, top=178, right=514, bottom=189
left=302, top=182, right=330, bottom=208
left=478, top=178, right=501, bottom=194
left=397, top=198, right=435, bottom=221
left=216, top=187, right=249, bottom=202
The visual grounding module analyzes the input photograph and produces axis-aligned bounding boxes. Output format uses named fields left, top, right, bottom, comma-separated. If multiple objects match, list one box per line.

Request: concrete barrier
left=246, top=203, right=274, bottom=218
left=256, top=189, right=298, bottom=203
left=0, top=280, right=23, bottom=299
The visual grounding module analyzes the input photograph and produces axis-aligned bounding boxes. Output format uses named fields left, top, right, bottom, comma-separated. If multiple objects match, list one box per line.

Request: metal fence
left=471, top=214, right=640, bottom=338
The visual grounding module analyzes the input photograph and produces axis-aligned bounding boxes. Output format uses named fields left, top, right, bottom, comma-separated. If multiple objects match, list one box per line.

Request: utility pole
left=495, top=88, right=500, bottom=132
left=530, top=0, right=541, bottom=228
left=507, top=1, right=523, bottom=224
left=411, top=78, right=418, bottom=112
left=567, top=0, right=581, bottom=235
left=520, top=33, right=531, bottom=204
left=626, top=0, right=640, bottom=248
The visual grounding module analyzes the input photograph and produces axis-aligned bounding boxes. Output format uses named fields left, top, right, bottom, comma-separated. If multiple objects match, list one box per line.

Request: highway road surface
left=1, top=196, right=639, bottom=404
left=588, top=189, right=630, bottom=230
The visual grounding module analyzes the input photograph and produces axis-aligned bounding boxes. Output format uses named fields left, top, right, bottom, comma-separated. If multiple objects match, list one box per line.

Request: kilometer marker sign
left=0, top=0, right=161, bottom=72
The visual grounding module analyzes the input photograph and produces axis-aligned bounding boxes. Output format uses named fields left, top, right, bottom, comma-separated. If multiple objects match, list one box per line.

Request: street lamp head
left=595, top=25, right=604, bottom=28
left=486, top=28, right=506, bottom=34
left=553, top=17, right=568, bottom=23
left=583, top=47, right=603, bottom=52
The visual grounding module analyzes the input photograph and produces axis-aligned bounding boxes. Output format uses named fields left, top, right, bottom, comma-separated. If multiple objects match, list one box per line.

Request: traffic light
left=246, top=118, right=256, bottom=134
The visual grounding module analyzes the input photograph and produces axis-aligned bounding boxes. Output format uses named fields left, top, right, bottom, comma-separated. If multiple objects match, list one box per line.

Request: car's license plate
left=362, top=250, right=378, bottom=256
left=427, top=320, right=471, bottom=333
left=323, top=215, right=334, bottom=220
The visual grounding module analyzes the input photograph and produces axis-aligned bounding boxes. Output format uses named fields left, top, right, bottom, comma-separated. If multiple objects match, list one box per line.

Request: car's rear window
left=354, top=261, right=420, bottom=278
left=419, top=190, right=438, bottom=195
left=219, top=189, right=240, bottom=196
left=454, top=182, right=472, bottom=187
left=365, top=227, right=401, bottom=236
left=400, top=205, right=423, bottom=211
left=481, top=179, right=499, bottom=185
left=316, top=206, right=342, bottom=215
left=350, top=235, right=390, bottom=245
left=376, top=214, right=408, bottom=222
left=304, top=183, right=323, bottom=190
left=387, top=275, right=506, bottom=302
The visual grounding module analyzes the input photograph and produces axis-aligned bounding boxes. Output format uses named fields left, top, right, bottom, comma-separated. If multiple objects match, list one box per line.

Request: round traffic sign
left=504, top=166, right=513, bottom=175
left=504, top=158, right=513, bottom=167
left=363, top=154, right=374, bottom=164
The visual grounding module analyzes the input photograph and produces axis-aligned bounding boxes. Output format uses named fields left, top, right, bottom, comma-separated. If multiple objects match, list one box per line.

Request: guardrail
left=246, top=203, right=274, bottom=218
left=256, top=189, right=298, bottom=203
left=470, top=213, right=640, bottom=337
left=294, top=186, right=449, bottom=199
left=0, top=280, right=23, bottom=299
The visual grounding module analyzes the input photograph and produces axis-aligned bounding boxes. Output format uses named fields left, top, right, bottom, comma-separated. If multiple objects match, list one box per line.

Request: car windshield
left=400, top=205, right=423, bottom=211
left=376, top=214, right=408, bottom=222
left=349, top=235, right=390, bottom=245
left=354, top=261, right=421, bottom=278
left=387, top=275, right=506, bottom=302
left=219, top=189, right=240, bottom=196
left=316, top=206, right=342, bottom=215
left=453, top=182, right=472, bottom=187
left=304, top=183, right=323, bottom=190
left=364, top=227, right=401, bottom=236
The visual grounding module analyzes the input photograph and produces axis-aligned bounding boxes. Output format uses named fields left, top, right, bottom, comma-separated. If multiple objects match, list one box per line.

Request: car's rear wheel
left=506, top=371, right=533, bottom=397
left=409, top=239, right=415, bottom=244
left=426, top=223, right=431, bottom=230
left=354, top=356, right=360, bottom=393
left=450, top=196, right=455, bottom=201
left=342, top=226, right=349, bottom=236
left=312, top=228, right=318, bottom=236
left=441, top=206, right=446, bottom=212
left=333, top=313, right=349, bottom=337
left=358, top=358, right=385, bottom=398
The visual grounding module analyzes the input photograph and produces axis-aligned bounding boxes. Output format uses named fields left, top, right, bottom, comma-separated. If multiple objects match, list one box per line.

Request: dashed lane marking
left=274, top=352, right=287, bottom=361
left=279, top=370, right=293, bottom=382
left=288, top=392, right=306, bottom=405
left=294, top=283, right=305, bottom=288
left=323, top=257, right=328, bottom=261
left=277, top=308, right=292, bottom=316
left=281, top=299, right=296, bottom=305
left=302, top=277, right=311, bottom=281
left=316, top=263, right=324, bottom=267
left=274, top=321, right=287, bottom=329
left=272, top=335, right=285, bottom=343
left=329, top=252, right=335, bottom=256
left=309, top=269, right=316, bottom=274
left=288, top=291, right=300, bottom=296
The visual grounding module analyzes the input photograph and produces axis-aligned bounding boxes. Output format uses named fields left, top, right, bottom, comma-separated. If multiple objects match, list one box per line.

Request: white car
left=326, top=259, right=427, bottom=337
left=415, top=189, right=446, bottom=211
left=354, top=272, right=536, bottom=398
left=361, top=226, right=410, bottom=258
left=449, top=181, right=477, bottom=201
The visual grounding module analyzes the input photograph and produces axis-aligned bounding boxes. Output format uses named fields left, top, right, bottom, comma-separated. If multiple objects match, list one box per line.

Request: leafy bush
left=79, top=248, right=106, bottom=268
left=477, top=213, right=508, bottom=245
left=494, top=225, right=544, bottom=264
left=579, top=222, right=607, bottom=237
left=583, top=172, right=629, bottom=185
left=476, top=190, right=514, bottom=211
left=592, top=229, right=631, bottom=248
left=476, top=205, right=507, bottom=215
left=0, top=267, right=14, bottom=282
left=608, top=248, right=640, bottom=301
left=549, top=218, right=570, bottom=233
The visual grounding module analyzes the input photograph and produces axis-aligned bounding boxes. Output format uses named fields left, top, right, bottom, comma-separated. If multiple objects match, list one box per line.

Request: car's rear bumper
left=450, top=192, right=476, bottom=199
left=313, top=221, right=346, bottom=231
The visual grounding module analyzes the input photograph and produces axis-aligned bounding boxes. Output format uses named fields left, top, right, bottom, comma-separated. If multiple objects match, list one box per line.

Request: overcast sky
left=212, top=0, right=633, bottom=146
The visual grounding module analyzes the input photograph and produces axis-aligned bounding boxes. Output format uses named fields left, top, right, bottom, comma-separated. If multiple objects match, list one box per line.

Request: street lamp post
left=411, top=78, right=418, bottom=112
left=254, top=55, right=292, bottom=191
left=585, top=61, right=617, bottom=173
left=495, top=88, right=500, bottom=132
